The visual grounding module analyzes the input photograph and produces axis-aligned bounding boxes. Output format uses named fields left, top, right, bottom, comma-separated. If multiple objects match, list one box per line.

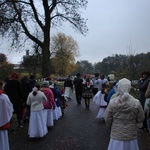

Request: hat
left=42, top=81, right=49, bottom=87
left=76, top=73, right=81, bottom=77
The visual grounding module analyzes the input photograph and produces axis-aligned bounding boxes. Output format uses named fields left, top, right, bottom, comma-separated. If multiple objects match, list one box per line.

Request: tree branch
left=12, top=2, right=43, bottom=47
left=29, top=0, right=44, bottom=31
left=51, top=13, right=86, bottom=34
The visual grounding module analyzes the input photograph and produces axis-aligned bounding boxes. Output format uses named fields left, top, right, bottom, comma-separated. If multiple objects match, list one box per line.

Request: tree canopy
left=50, top=32, right=79, bottom=76
left=0, top=53, right=7, bottom=64
left=0, top=0, right=88, bottom=77
left=0, top=53, right=14, bottom=80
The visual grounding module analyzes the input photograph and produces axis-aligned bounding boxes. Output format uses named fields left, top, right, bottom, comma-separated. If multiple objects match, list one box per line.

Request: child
left=93, top=83, right=107, bottom=120
left=60, top=88, right=68, bottom=115
left=54, top=84, right=63, bottom=119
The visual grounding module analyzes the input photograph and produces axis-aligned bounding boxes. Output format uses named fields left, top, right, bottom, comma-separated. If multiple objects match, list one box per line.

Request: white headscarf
left=117, top=78, right=131, bottom=101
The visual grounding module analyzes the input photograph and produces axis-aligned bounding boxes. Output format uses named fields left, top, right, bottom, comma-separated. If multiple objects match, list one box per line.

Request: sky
left=1, top=0, right=150, bottom=64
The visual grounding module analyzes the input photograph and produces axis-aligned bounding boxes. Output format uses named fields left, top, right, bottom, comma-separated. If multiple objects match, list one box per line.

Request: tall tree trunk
left=42, top=0, right=51, bottom=78
left=42, top=31, right=50, bottom=77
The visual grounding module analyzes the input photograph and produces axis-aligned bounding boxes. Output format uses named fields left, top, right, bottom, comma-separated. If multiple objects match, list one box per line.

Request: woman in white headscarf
left=0, top=81, right=14, bottom=150
left=104, top=78, right=145, bottom=150
left=27, top=83, right=48, bottom=138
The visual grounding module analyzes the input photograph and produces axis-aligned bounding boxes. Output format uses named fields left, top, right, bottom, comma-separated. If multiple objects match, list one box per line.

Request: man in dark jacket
left=64, top=75, right=73, bottom=100
left=73, top=73, right=83, bottom=104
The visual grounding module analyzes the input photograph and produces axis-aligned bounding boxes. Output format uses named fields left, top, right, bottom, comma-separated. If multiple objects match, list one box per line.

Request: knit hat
left=117, top=78, right=131, bottom=100
left=42, top=81, right=49, bottom=87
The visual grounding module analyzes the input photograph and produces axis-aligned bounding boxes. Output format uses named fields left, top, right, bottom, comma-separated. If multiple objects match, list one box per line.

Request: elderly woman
left=41, top=81, right=56, bottom=128
left=104, top=78, right=145, bottom=150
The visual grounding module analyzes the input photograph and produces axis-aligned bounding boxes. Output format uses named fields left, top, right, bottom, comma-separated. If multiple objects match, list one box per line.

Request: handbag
left=0, top=122, right=10, bottom=130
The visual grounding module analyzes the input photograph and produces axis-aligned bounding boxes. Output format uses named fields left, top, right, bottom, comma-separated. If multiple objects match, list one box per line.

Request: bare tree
left=126, top=44, right=139, bottom=80
left=0, top=0, right=88, bottom=77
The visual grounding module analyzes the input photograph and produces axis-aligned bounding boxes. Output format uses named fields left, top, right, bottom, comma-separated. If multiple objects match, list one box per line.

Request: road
left=9, top=93, right=149, bottom=150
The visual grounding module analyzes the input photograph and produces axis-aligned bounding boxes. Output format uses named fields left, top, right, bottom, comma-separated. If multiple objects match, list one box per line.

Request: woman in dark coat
left=138, top=71, right=150, bottom=130
left=138, top=71, right=150, bottom=108
left=4, top=72, right=25, bottom=128
left=82, top=75, right=93, bottom=110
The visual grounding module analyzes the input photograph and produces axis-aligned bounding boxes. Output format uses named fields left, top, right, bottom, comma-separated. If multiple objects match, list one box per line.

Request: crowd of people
left=0, top=72, right=67, bottom=150
left=71, top=71, right=150, bottom=150
left=0, top=71, right=150, bottom=150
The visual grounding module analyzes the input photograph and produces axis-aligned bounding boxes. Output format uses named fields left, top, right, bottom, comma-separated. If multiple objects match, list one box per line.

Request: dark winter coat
left=21, top=77, right=32, bottom=102
left=64, top=78, right=73, bottom=88
left=138, top=76, right=150, bottom=108
left=4, top=80, right=24, bottom=113
left=73, top=77, right=83, bottom=95
left=145, top=81, right=150, bottom=98
left=54, top=86, right=62, bottom=107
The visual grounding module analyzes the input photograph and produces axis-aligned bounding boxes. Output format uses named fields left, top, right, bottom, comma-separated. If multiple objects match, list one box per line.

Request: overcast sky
left=1, top=0, right=150, bottom=64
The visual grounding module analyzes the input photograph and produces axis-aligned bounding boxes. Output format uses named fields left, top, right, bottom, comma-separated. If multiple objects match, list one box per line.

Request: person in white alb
left=95, top=74, right=108, bottom=91
left=0, top=81, right=14, bottom=150
left=93, top=83, right=107, bottom=120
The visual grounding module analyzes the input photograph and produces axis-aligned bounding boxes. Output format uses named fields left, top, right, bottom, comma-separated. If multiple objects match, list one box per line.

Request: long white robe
left=93, top=91, right=107, bottom=119
left=28, top=109, right=48, bottom=138
left=0, top=93, right=14, bottom=150
left=64, top=87, right=72, bottom=100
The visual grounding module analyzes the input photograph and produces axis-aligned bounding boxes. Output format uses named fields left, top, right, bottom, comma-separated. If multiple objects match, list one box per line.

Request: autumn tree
left=0, top=0, right=88, bottom=77
left=0, top=53, right=7, bottom=64
left=73, top=60, right=94, bottom=75
left=93, top=52, right=150, bottom=80
left=0, top=53, right=14, bottom=80
left=21, top=44, right=42, bottom=75
left=51, top=32, right=79, bottom=76
left=21, top=54, right=42, bottom=75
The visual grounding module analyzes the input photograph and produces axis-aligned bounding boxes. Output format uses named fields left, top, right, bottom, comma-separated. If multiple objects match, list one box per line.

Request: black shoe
left=86, top=105, right=89, bottom=110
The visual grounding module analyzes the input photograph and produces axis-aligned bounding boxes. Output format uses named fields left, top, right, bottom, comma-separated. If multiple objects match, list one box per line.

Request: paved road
left=9, top=93, right=149, bottom=150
